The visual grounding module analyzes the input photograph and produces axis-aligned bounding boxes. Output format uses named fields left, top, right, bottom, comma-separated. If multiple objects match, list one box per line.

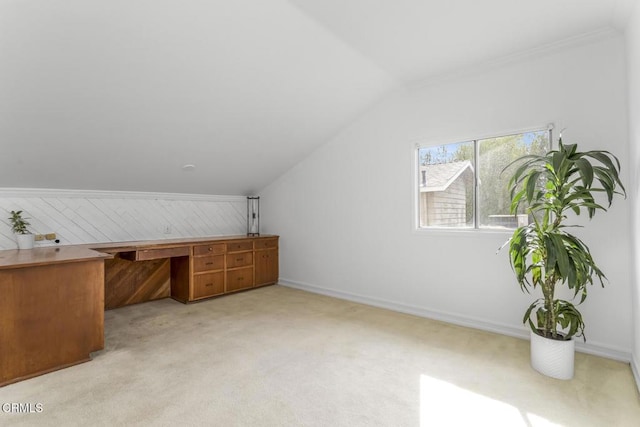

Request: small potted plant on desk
left=502, top=137, right=625, bottom=379
left=9, top=210, right=34, bottom=250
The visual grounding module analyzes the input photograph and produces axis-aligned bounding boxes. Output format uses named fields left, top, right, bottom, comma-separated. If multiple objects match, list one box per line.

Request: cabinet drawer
left=137, top=246, right=189, bottom=261
left=226, top=252, right=253, bottom=268
left=226, top=267, right=254, bottom=292
left=193, top=243, right=225, bottom=256
left=193, top=272, right=225, bottom=299
left=193, top=255, right=224, bottom=272
left=254, top=238, right=278, bottom=250
left=226, top=240, right=253, bottom=253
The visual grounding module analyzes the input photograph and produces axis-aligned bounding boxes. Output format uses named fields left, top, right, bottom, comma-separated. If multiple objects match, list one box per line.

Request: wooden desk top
left=0, top=246, right=113, bottom=270
left=84, top=234, right=277, bottom=253
left=0, top=235, right=278, bottom=270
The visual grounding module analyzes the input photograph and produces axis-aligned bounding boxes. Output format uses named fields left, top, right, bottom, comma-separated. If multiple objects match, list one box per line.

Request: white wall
left=0, top=189, right=246, bottom=250
left=626, top=1, right=640, bottom=387
left=262, top=33, right=632, bottom=359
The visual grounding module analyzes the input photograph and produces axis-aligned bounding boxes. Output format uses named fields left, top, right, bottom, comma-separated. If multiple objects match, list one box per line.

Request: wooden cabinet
left=0, top=248, right=109, bottom=387
left=255, top=238, right=279, bottom=287
left=225, top=240, right=254, bottom=292
left=166, top=236, right=279, bottom=303
left=190, top=243, right=226, bottom=301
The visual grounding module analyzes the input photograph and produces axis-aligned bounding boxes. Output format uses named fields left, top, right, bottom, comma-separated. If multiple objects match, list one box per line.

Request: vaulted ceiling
left=0, top=0, right=635, bottom=195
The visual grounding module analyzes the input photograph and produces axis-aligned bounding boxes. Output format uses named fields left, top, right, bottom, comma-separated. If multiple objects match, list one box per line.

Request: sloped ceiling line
left=0, top=0, right=629, bottom=195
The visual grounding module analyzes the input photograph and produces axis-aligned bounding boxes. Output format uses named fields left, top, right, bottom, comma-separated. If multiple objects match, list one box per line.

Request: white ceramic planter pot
left=16, top=234, right=34, bottom=250
left=530, top=330, right=575, bottom=380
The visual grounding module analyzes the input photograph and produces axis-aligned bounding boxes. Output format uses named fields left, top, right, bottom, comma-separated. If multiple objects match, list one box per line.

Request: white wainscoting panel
left=0, top=188, right=247, bottom=249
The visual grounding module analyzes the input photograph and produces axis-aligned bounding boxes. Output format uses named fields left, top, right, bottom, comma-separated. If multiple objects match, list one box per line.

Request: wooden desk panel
left=0, top=259, right=104, bottom=387
left=104, top=254, right=171, bottom=309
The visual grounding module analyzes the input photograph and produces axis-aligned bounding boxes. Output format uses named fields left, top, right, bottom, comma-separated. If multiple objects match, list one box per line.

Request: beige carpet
left=1, top=285, right=639, bottom=426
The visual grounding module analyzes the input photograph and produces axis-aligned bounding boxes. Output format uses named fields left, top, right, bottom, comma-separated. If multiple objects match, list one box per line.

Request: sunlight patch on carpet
left=419, top=375, right=561, bottom=426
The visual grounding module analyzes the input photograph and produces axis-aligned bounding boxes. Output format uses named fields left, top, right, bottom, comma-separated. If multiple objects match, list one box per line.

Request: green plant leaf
left=574, top=158, right=594, bottom=187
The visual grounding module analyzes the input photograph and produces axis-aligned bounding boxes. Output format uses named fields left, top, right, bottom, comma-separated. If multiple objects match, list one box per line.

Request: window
left=417, top=128, right=551, bottom=230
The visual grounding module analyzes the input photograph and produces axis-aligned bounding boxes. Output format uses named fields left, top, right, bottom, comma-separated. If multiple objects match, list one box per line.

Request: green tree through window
left=418, top=129, right=550, bottom=229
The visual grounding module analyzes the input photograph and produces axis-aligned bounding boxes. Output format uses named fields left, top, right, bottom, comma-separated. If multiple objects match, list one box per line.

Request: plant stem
left=544, top=278, right=556, bottom=338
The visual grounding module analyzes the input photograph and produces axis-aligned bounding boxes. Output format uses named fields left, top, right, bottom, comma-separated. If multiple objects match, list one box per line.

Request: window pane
left=418, top=141, right=475, bottom=228
left=477, top=131, right=549, bottom=228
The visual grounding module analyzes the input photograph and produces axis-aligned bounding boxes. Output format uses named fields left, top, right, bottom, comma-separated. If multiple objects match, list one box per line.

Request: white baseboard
left=278, top=278, right=632, bottom=363
left=632, top=355, right=640, bottom=394
left=574, top=339, right=631, bottom=362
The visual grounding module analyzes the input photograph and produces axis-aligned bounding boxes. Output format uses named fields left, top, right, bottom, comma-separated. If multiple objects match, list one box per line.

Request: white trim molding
left=411, top=27, right=620, bottom=90
left=407, top=27, right=626, bottom=90
left=0, top=188, right=246, bottom=202
left=278, top=279, right=632, bottom=363
left=632, top=355, right=640, bottom=394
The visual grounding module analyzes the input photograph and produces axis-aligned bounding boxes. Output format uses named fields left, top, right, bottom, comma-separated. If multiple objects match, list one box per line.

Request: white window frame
left=413, top=124, right=554, bottom=233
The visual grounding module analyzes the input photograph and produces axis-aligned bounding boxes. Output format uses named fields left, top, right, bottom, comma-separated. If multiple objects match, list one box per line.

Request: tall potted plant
left=503, top=138, right=625, bottom=379
left=9, top=210, right=34, bottom=250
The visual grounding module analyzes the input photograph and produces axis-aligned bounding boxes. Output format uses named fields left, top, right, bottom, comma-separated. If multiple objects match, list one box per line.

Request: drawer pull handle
left=205, top=262, right=214, bottom=265
left=205, top=283, right=214, bottom=287
left=236, top=258, right=243, bottom=262
left=208, top=247, right=213, bottom=251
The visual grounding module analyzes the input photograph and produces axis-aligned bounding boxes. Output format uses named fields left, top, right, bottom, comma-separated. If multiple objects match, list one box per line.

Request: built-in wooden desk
left=0, top=235, right=279, bottom=387
left=90, top=234, right=279, bottom=308
left=0, top=247, right=111, bottom=387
